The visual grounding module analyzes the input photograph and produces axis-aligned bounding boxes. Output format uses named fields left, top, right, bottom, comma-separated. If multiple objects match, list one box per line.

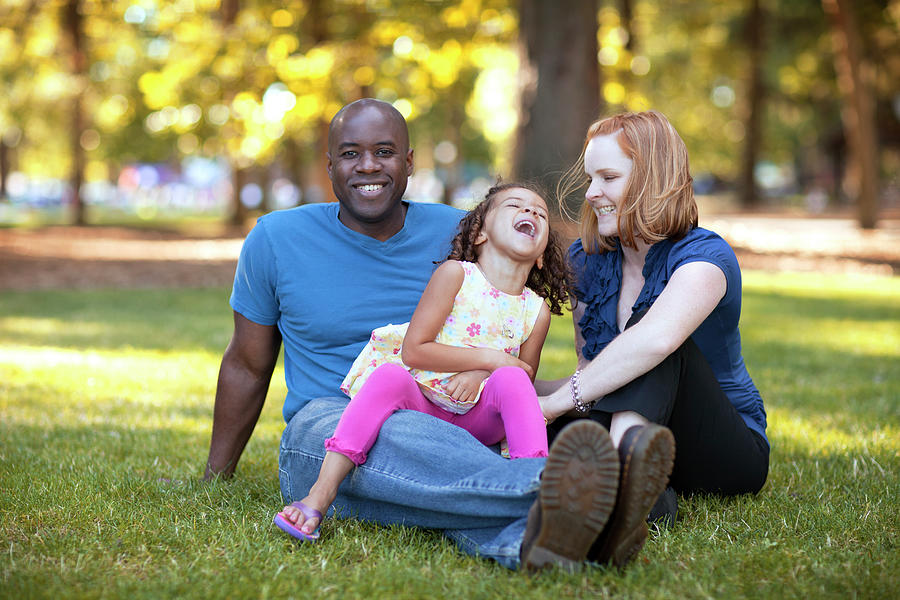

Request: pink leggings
left=326, top=363, right=549, bottom=464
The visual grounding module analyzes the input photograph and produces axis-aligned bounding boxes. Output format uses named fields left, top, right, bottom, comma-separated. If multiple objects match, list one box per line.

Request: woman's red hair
left=559, top=110, right=697, bottom=253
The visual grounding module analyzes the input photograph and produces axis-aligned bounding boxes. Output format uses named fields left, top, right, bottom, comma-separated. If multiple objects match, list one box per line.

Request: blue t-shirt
left=569, top=227, right=768, bottom=444
left=230, top=201, right=464, bottom=423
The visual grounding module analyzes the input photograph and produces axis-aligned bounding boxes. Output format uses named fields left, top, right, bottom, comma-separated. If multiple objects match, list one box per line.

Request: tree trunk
left=822, top=0, right=879, bottom=229
left=220, top=0, right=249, bottom=225
left=64, top=0, right=87, bottom=224
left=441, top=86, right=465, bottom=206
left=514, top=0, right=601, bottom=216
left=306, top=0, right=335, bottom=204
left=739, top=0, right=765, bottom=209
left=0, top=139, right=8, bottom=201
left=619, top=0, right=634, bottom=52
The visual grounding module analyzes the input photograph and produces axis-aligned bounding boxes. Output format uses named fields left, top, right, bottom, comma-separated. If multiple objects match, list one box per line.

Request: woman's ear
left=536, top=255, right=544, bottom=270
left=475, top=231, right=487, bottom=246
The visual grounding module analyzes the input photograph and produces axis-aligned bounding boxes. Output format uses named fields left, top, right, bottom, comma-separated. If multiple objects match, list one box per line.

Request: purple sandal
left=273, top=501, right=322, bottom=542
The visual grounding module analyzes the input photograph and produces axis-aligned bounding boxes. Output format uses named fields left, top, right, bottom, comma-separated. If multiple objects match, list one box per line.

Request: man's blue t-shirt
left=230, top=201, right=464, bottom=423
left=569, top=227, right=768, bottom=444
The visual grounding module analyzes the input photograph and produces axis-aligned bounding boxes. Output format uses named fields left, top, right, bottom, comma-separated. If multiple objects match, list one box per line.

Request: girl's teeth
left=514, top=221, right=535, bottom=237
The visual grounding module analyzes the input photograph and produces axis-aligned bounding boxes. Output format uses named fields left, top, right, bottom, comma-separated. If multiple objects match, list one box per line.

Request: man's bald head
left=328, top=99, right=409, bottom=151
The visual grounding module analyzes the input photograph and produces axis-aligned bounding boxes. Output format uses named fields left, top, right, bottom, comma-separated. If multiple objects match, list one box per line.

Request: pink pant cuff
left=324, top=436, right=368, bottom=466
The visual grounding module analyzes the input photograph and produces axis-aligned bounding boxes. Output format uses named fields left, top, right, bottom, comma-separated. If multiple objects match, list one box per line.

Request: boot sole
left=524, top=420, right=620, bottom=572
left=593, top=424, right=675, bottom=567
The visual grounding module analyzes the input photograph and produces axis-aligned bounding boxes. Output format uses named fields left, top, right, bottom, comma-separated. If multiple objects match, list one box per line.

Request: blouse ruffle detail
left=571, top=238, right=675, bottom=361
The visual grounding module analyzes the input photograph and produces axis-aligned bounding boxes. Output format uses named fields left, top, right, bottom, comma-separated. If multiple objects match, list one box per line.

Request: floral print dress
left=340, top=261, right=545, bottom=414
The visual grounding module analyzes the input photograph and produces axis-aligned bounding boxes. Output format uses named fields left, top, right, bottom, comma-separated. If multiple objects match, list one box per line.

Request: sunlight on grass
left=1, top=271, right=898, bottom=599
left=743, top=270, right=900, bottom=299
left=768, top=406, right=899, bottom=456
left=1, top=317, right=110, bottom=338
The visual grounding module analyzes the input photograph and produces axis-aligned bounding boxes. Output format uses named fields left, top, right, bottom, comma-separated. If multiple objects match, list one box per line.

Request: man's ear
left=406, top=148, right=414, bottom=176
left=326, top=153, right=333, bottom=181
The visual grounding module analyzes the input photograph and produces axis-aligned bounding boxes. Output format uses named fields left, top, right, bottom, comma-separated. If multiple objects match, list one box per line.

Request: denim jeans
left=278, top=396, right=545, bottom=569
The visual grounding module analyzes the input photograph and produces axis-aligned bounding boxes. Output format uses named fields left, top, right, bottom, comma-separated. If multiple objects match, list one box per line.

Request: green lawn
left=1, top=271, right=898, bottom=599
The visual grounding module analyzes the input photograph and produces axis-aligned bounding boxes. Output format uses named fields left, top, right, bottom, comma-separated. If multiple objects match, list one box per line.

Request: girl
left=274, top=181, right=572, bottom=541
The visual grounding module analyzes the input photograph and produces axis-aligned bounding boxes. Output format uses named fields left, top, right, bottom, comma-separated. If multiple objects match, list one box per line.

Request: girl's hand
left=445, top=370, right=490, bottom=404
left=480, top=348, right=534, bottom=378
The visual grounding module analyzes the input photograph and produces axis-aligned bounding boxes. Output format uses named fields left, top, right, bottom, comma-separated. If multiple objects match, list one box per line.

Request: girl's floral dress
left=341, top=261, right=545, bottom=414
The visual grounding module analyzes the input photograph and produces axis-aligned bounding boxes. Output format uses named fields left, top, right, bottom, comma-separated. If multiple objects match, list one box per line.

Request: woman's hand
left=539, top=391, right=574, bottom=424
left=445, top=370, right=490, bottom=404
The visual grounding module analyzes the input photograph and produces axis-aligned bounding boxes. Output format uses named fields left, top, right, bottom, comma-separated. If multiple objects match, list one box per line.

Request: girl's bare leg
left=280, top=451, right=355, bottom=535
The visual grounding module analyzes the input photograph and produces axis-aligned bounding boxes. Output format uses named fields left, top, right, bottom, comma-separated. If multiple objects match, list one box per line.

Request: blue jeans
left=278, top=396, right=545, bottom=569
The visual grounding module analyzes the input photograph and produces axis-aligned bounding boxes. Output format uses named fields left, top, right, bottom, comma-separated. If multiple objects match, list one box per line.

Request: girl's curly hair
left=445, top=181, right=574, bottom=315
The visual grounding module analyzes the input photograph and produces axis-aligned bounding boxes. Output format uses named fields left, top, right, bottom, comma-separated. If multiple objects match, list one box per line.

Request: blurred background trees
left=0, top=0, right=896, bottom=229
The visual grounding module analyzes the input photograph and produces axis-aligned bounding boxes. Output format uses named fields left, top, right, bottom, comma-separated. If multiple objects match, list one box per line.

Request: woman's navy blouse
left=569, top=227, right=768, bottom=444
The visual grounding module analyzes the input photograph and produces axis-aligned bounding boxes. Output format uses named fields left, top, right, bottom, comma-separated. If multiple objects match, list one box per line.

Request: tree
left=738, top=0, right=765, bottom=208
left=63, top=0, right=87, bottom=225
left=822, top=0, right=879, bottom=228
left=514, top=0, right=601, bottom=215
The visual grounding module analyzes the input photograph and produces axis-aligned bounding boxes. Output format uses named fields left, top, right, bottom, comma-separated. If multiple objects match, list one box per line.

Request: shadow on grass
left=0, top=421, right=280, bottom=503
left=0, top=288, right=233, bottom=353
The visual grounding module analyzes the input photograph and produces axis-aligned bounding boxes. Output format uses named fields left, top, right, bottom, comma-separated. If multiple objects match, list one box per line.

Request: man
left=204, top=98, right=623, bottom=571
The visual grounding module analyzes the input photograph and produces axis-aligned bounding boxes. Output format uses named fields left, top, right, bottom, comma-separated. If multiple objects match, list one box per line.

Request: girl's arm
left=540, top=261, right=726, bottom=420
left=402, top=261, right=532, bottom=375
left=444, top=300, right=550, bottom=403
left=517, top=303, right=551, bottom=381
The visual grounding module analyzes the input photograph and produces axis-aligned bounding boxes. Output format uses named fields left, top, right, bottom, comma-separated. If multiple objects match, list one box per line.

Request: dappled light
left=0, top=1, right=895, bottom=227
left=0, top=2, right=898, bottom=598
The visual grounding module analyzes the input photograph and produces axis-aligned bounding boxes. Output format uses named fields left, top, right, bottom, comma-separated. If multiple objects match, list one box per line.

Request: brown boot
left=522, top=420, right=620, bottom=572
left=588, top=423, right=675, bottom=567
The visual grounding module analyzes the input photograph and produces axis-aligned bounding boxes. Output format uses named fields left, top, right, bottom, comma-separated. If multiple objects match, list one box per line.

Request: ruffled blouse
left=568, top=227, right=768, bottom=443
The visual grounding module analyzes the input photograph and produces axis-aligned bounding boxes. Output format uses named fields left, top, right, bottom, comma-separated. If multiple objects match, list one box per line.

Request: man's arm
left=204, top=311, right=282, bottom=480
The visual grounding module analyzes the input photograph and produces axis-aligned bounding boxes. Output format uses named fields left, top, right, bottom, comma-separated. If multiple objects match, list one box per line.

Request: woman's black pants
left=549, top=311, right=769, bottom=496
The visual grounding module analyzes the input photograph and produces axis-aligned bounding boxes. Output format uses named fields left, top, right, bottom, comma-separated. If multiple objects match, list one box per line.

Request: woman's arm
left=541, top=261, right=727, bottom=420
left=533, top=302, right=587, bottom=395
left=402, top=261, right=532, bottom=375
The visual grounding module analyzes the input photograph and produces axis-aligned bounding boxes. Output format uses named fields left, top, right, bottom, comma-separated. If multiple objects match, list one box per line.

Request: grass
left=1, top=271, right=898, bottom=599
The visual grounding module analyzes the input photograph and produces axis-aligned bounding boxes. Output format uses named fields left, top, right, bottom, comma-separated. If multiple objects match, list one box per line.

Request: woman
left=537, top=110, right=769, bottom=567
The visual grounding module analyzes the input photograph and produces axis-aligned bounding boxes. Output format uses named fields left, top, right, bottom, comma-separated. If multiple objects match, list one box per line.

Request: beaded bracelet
left=570, top=369, right=591, bottom=414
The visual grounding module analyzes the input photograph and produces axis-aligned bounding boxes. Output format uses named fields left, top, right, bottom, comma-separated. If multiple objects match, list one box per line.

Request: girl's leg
left=325, top=363, right=427, bottom=464
left=456, top=366, right=548, bottom=459
left=279, top=450, right=355, bottom=536
left=280, top=363, right=426, bottom=535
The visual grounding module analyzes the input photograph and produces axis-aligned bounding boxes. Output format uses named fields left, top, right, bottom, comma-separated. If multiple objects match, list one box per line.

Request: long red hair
left=559, top=110, right=697, bottom=253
